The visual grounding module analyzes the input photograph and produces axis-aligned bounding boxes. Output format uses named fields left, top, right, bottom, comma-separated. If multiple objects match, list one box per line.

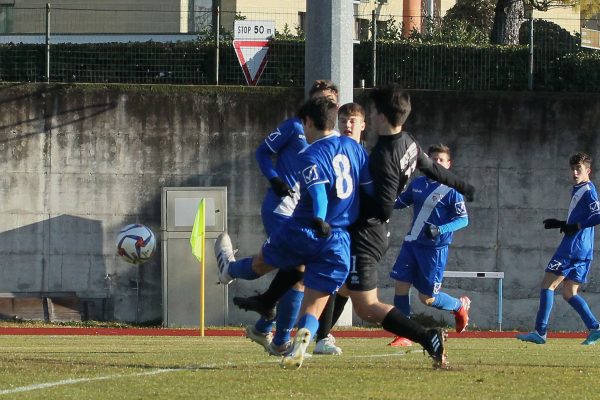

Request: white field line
left=0, top=351, right=415, bottom=395
left=0, top=368, right=184, bottom=396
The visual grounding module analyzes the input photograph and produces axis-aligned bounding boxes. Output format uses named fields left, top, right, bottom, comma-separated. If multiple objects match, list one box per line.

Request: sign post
left=233, top=20, right=275, bottom=85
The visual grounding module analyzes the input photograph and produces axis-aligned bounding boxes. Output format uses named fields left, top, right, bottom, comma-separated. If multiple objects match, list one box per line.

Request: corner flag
left=190, top=198, right=206, bottom=336
left=190, top=198, right=206, bottom=262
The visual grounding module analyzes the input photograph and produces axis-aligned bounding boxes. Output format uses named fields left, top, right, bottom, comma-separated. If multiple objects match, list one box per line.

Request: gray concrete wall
left=0, top=83, right=599, bottom=331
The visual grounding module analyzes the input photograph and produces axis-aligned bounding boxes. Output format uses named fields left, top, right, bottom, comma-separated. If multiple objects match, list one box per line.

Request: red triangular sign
left=233, top=40, right=270, bottom=86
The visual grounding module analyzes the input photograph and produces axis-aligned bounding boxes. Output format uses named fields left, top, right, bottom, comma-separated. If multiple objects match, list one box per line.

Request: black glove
left=560, top=223, right=579, bottom=236
left=311, top=217, right=331, bottom=238
left=269, top=177, right=294, bottom=198
left=425, top=224, right=441, bottom=239
left=463, top=184, right=475, bottom=202
left=543, top=218, right=566, bottom=230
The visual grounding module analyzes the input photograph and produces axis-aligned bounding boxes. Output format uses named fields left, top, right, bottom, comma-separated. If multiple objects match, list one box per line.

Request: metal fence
left=0, top=5, right=597, bottom=91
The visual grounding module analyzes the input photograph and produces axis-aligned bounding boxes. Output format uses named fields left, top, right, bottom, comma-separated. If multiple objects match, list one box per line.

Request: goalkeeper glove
left=543, top=218, right=566, bottom=230
left=560, top=223, right=579, bottom=236
left=269, top=177, right=294, bottom=198
left=424, top=224, right=441, bottom=239
left=311, top=217, right=331, bottom=238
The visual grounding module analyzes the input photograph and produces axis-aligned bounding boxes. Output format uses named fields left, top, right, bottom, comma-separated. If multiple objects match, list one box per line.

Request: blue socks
left=228, top=257, right=261, bottom=280
left=535, top=289, right=554, bottom=336
left=393, top=295, right=411, bottom=316
left=273, top=289, right=304, bottom=346
left=296, top=313, right=320, bottom=339
left=568, top=295, right=600, bottom=330
left=431, top=292, right=461, bottom=312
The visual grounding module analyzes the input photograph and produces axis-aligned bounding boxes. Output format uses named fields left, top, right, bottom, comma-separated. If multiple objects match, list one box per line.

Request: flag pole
left=200, top=199, right=206, bottom=337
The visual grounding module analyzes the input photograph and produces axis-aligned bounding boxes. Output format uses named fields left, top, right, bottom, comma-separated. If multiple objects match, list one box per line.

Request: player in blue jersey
left=215, top=96, right=373, bottom=369
left=517, top=152, right=600, bottom=345
left=241, top=80, right=340, bottom=357
left=388, top=144, right=470, bottom=347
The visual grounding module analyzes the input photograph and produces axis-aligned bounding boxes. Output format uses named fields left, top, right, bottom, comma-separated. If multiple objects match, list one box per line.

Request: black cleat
left=423, top=328, right=448, bottom=369
left=233, top=294, right=276, bottom=321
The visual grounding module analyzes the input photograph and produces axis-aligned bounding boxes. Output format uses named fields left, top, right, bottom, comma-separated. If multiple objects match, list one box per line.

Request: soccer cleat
left=244, top=325, right=273, bottom=353
left=453, top=296, right=471, bottom=333
left=581, top=328, right=600, bottom=345
left=267, top=340, right=293, bottom=356
left=214, top=233, right=235, bottom=284
left=388, top=336, right=413, bottom=347
left=233, top=294, right=276, bottom=321
left=423, top=328, right=448, bottom=369
left=516, top=331, right=547, bottom=344
left=280, top=328, right=312, bottom=369
left=313, top=334, right=342, bottom=355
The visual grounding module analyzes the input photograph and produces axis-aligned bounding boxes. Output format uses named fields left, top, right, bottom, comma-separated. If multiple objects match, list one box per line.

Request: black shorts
left=345, top=223, right=389, bottom=291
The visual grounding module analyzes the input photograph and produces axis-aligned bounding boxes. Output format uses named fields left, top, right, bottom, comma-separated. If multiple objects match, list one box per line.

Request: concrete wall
left=0, top=83, right=599, bottom=331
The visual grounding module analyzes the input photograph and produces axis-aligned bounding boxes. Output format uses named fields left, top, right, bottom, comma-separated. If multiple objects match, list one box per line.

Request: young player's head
left=309, top=79, right=339, bottom=103
left=298, top=96, right=337, bottom=142
left=368, top=83, right=411, bottom=131
left=569, top=152, right=592, bottom=184
left=428, top=144, right=452, bottom=170
left=338, top=102, right=366, bottom=143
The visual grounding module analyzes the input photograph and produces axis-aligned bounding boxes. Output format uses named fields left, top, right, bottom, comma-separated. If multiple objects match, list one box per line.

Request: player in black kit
left=236, top=84, right=475, bottom=368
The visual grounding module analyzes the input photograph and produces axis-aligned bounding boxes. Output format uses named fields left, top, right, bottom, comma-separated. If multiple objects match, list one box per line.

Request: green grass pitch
left=0, top=335, right=598, bottom=399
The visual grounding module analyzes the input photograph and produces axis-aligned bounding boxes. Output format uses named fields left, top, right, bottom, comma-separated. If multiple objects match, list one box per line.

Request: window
left=0, top=5, right=13, bottom=34
left=298, top=11, right=306, bottom=33
left=354, top=18, right=370, bottom=41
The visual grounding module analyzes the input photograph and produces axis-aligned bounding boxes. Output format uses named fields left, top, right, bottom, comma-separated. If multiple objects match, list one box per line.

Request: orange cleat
left=388, top=336, right=413, bottom=347
left=453, top=296, right=471, bottom=333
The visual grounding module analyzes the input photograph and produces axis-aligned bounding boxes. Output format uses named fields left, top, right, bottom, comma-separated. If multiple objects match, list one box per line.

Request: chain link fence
left=0, top=5, right=598, bottom=91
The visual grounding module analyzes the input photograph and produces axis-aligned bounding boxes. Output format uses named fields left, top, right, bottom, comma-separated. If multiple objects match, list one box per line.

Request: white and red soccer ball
left=116, top=224, right=156, bottom=264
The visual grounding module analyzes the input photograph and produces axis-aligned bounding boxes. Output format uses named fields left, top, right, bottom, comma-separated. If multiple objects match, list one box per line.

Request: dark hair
left=428, top=143, right=451, bottom=159
left=297, top=96, right=337, bottom=131
left=338, top=102, right=365, bottom=119
left=369, top=83, right=411, bottom=127
left=308, top=79, right=339, bottom=98
left=570, top=152, right=592, bottom=168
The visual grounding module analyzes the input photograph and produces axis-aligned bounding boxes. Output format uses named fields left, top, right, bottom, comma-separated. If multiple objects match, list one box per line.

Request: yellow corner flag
left=190, top=198, right=206, bottom=262
left=190, top=198, right=206, bottom=336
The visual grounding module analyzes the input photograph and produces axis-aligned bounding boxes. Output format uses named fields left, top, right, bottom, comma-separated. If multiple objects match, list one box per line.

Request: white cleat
left=280, top=328, right=312, bottom=370
left=245, top=325, right=273, bottom=353
left=313, top=334, right=342, bottom=355
left=214, top=233, right=235, bottom=284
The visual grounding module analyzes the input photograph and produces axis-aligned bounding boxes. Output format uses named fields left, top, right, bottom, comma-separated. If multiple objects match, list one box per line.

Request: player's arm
left=394, top=181, right=415, bottom=209
left=416, top=151, right=475, bottom=202
left=307, top=184, right=330, bottom=237
left=560, top=195, right=600, bottom=234
left=371, top=151, right=403, bottom=221
left=425, top=192, right=469, bottom=238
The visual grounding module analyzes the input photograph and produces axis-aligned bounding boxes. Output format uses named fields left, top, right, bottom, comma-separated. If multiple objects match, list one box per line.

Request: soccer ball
left=116, top=224, right=156, bottom=264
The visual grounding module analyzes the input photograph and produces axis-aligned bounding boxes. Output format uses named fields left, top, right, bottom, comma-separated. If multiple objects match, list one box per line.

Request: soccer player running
left=215, top=96, right=373, bottom=369
left=312, top=102, right=367, bottom=355
left=313, top=84, right=475, bottom=368
left=388, top=144, right=470, bottom=347
left=517, top=152, right=600, bottom=345
left=242, top=80, right=340, bottom=356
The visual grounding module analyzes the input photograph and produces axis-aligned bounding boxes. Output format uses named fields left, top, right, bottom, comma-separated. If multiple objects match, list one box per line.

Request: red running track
left=0, top=327, right=587, bottom=339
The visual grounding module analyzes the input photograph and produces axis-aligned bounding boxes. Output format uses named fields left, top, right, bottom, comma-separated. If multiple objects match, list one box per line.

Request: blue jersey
left=397, top=176, right=467, bottom=247
left=556, top=181, right=600, bottom=260
left=259, top=117, right=307, bottom=188
left=257, top=117, right=307, bottom=219
left=292, top=134, right=372, bottom=228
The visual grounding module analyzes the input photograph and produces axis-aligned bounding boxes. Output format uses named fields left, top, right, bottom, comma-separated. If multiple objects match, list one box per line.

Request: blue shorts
left=262, top=221, right=350, bottom=295
left=261, top=205, right=290, bottom=237
left=546, top=255, right=591, bottom=283
left=261, top=191, right=297, bottom=236
left=390, top=241, right=449, bottom=297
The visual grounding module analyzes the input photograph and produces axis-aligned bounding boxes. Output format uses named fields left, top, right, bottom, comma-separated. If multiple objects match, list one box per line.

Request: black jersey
left=365, top=131, right=474, bottom=225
